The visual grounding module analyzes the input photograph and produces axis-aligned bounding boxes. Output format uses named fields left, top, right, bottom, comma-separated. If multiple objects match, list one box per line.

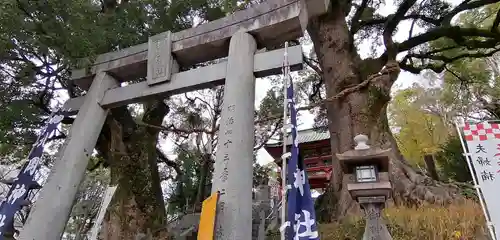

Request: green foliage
left=426, top=3, right=500, bottom=120
left=414, top=2, right=500, bottom=185
left=389, top=86, right=451, bottom=166
left=253, top=159, right=274, bottom=186
left=0, top=0, right=232, bottom=165
left=435, top=135, right=472, bottom=183
left=389, top=84, right=473, bottom=183
left=166, top=143, right=204, bottom=215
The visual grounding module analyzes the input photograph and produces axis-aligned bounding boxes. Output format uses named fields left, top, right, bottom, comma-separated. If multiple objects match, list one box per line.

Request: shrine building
left=264, top=128, right=333, bottom=189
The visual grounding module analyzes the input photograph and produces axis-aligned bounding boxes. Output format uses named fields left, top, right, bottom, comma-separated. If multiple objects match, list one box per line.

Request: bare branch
left=256, top=61, right=400, bottom=124
left=398, top=26, right=500, bottom=53
left=156, top=147, right=182, bottom=178
left=383, top=0, right=418, bottom=60
left=409, top=48, right=500, bottom=62
left=408, top=0, right=428, bottom=40
left=359, top=14, right=440, bottom=29
left=350, top=0, right=371, bottom=34
left=254, top=119, right=282, bottom=151
left=46, top=134, right=67, bottom=143
left=303, top=55, right=323, bottom=75
left=135, top=120, right=214, bottom=135
left=400, top=47, right=500, bottom=73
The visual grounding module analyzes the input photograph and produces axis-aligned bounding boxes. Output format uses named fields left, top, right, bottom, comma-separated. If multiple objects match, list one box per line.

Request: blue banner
left=283, top=75, right=320, bottom=239
left=0, top=111, right=66, bottom=238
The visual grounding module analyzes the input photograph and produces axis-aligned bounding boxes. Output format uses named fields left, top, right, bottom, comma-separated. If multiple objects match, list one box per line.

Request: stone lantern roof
left=336, top=134, right=391, bottom=174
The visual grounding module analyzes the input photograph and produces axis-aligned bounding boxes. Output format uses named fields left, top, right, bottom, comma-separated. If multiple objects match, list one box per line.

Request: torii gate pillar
left=211, top=30, right=256, bottom=239
left=19, top=73, right=118, bottom=240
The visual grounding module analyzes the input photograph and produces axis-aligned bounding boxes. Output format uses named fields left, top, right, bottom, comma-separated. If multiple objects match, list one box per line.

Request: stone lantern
left=336, top=134, right=393, bottom=240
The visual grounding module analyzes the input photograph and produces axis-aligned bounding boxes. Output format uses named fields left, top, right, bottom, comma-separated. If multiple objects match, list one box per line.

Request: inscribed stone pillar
left=212, top=30, right=257, bottom=240
left=19, top=73, right=118, bottom=240
left=361, top=202, right=393, bottom=240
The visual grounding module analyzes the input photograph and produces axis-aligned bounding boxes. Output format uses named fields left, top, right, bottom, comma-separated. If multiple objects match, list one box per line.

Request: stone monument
left=336, top=134, right=393, bottom=240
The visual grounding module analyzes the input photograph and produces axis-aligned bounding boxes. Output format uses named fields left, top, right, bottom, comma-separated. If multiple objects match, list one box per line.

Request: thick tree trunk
left=96, top=102, right=170, bottom=239
left=308, top=4, right=463, bottom=222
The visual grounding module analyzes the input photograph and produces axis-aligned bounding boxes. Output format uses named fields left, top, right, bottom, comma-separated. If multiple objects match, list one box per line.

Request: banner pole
left=280, top=42, right=290, bottom=240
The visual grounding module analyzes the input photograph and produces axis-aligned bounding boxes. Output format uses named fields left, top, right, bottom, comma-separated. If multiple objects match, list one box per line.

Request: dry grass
left=383, top=200, right=486, bottom=239
left=269, top=200, right=489, bottom=240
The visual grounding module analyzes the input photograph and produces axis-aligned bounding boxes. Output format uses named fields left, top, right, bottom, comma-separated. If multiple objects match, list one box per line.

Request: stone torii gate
left=18, top=0, right=328, bottom=239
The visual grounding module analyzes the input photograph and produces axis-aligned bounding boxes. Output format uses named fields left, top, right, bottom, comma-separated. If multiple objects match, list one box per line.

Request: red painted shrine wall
left=264, top=139, right=333, bottom=189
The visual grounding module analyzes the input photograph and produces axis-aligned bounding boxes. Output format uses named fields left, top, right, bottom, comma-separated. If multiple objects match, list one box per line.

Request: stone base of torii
left=16, top=0, right=330, bottom=240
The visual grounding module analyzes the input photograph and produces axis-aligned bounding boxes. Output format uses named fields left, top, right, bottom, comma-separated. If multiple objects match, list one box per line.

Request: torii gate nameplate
left=147, top=31, right=173, bottom=85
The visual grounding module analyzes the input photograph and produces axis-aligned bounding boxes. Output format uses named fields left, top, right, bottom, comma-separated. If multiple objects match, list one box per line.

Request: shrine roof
left=264, top=128, right=330, bottom=148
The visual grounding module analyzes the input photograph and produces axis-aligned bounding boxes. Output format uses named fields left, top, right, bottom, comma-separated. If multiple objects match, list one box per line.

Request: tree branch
left=408, top=0, right=428, bottom=40
left=256, top=61, right=400, bottom=124
left=254, top=119, right=282, bottom=151
left=309, top=74, right=324, bottom=103
left=398, top=27, right=500, bottom=53
left=46, top=133, right=67, bottom=143
left=135, top=121, right=215, bottom=135
left=156, top=147, right=182, bottom=178
left=303, top=55, right=322, bottom=75
left=492, top=8, right=500, bottom=33
left=400, top=47, right=500, bottom=73
left=359, top=14, right=440, bottom=29
left=350, top=0, right=371, bottom=34
left=382, top=0, right=416, bottom=60
left=407, top=47, right=500, bottom=62
left=445, top=65, right=468, bottom=84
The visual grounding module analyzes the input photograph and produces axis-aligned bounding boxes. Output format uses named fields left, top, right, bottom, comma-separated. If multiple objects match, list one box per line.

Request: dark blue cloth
left=284, top=75, right=320, bottom=239
left=0, top=111, right=67, bottom=238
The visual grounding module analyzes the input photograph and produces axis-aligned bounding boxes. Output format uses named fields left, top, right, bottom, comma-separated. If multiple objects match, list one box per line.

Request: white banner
left=459, top=121, right=500, bottom=240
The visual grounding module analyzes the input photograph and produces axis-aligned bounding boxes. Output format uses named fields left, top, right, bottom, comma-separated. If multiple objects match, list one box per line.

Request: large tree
left=305, top=0, right=500, bottom=220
